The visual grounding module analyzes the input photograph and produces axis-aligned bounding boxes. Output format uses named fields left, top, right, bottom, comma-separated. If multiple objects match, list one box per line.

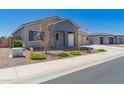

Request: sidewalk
left=0, top=45, right=124, bottom=84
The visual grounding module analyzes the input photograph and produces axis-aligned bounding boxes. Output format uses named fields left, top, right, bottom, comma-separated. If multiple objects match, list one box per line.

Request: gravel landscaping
left=0, top=48, right=100, bottom=69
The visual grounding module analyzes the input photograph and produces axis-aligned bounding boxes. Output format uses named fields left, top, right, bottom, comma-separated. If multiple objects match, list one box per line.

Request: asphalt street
left=42, top=56, right=124, bottom=84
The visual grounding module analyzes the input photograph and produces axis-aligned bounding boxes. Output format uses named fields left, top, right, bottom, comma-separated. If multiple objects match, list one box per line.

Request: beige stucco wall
left=13, top=28, right=24, bottom=40
left=78, top=31, right=87, bottom=46
left=52, top=20, right=79, bottom=48
left=119, top=36, right=124, bottom=44
left=88, top=36, right=100, bottom=44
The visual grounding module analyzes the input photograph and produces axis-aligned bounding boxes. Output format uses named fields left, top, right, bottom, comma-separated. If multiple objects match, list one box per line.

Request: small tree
left=39, top=24, right=51, bottom=55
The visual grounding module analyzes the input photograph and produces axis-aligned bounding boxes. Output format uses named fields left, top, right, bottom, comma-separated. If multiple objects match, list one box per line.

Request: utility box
left=11, top=48, right=24, bottom=57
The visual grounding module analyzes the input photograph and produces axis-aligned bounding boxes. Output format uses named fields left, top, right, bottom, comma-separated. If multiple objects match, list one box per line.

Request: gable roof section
left=12, top=16, right=60, bottom=35
left=50, top=18, right=80, bottom=29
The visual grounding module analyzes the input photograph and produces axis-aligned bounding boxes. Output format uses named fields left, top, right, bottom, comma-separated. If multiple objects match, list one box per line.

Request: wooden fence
left=0, top=37, right=13, bottom=48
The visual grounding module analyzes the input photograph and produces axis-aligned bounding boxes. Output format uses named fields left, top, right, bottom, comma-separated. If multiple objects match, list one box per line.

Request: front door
left=68, top=33, right=74, bottom=47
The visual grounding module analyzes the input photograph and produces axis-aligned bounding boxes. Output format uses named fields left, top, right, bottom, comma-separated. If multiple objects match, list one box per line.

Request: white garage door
left=68, top=33, right=74, bottom=47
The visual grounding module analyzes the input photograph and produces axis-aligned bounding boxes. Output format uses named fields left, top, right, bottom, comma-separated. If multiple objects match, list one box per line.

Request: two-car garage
left=99, top=36, right=115, bottom=44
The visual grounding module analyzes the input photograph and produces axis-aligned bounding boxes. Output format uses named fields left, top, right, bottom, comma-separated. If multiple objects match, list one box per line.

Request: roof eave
left=12, top=26, right=24, bottom=35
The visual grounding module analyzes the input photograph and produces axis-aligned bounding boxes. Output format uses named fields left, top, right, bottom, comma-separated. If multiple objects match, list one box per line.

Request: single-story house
left=12, top=16, right=86, bottom=49
left=88, top=33, right=124, bottom=44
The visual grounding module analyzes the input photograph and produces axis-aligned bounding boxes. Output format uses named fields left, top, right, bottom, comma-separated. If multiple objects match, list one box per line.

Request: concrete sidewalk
left=0, top=45, right=124, bottom=84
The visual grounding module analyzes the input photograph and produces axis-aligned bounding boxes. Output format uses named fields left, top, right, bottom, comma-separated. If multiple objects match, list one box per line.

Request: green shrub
left=57, top=52, right=69, bottom=58
left=11, top=40, right=23, bottom=48
left=97, top=49, right=106, bottom=52
left=29, top=53, right=46, bottom=60
left=69, top=50, right=81, bottom=56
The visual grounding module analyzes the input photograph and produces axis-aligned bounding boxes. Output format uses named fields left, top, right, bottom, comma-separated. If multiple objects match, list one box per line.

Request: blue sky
left=0, top=9, right=124, bottom=37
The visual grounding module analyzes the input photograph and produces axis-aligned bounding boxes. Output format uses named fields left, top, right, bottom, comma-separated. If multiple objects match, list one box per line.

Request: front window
left=29, top=30, right=44, bottom=41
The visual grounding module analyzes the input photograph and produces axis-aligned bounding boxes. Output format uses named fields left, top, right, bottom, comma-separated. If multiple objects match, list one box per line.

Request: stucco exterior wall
left=118, top=36, right=124, bottom=44
left=13, top=28, right=24, bottom=40
left=103, top=36, right=108, bottom=44
left=51, top=20, right=79, bottom=48
left=78, top=31, right=87, bottom=46
left=89, top=36, right=100, bottom=44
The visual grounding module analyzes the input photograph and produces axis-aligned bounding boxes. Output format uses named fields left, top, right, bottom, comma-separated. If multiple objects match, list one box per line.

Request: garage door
left=108, top=37, right=114, bottom=44
left=68, top=33, right=74, bottom=47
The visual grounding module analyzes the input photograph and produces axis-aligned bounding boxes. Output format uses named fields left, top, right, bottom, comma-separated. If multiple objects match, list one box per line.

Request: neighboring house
left=12, top=16, right=86, bottom=49
left=88, top=33, right=124, bottom=44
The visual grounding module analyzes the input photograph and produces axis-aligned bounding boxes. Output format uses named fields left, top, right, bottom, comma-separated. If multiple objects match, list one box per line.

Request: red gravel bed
left=0, top=48, right=98, bottom=69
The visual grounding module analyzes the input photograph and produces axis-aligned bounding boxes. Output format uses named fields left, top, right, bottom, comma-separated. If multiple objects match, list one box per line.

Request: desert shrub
left=57, top=52, right=69, bottom=58
left=29, top=53, right=46, bottom=60
left=97, top=49, right=106, bottom=52
left=11, top=40, right=23, bottom=48
left=69, top=50, right=81, bottom=56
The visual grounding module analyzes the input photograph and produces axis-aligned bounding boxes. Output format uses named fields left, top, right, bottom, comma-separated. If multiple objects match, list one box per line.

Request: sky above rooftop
left=0, top=9, right=124, bottom=37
